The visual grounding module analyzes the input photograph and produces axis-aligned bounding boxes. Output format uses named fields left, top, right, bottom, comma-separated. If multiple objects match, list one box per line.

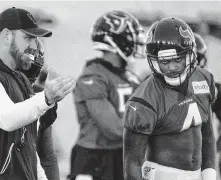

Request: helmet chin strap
left=93, top=35, right=135, bottom=64
left=151, top=60, right=189, bottom=86
left=164, top=68, right=188, bottom=86
left=93, top=41, right=117, bottom=54
left=104, top=35, right=133, bottom=63
left=163, top=58, right=197, bottom=86
left=151, top=52, right=197, bottom=86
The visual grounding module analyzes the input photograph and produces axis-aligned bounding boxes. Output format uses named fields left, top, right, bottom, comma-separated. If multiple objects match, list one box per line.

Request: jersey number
left=117, top=87, right=133, bottom=113
left=181, top=102, right=202, bottom=131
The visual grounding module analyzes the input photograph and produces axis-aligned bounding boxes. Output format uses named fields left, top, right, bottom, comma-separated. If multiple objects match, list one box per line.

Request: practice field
left=0, top=1, right=221, bottom=179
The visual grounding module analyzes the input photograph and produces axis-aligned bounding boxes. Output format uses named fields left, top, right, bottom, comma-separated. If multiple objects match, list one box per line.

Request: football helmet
left=21, top=38, right=44, bottom=84
left=194, top=33, right=207, bottom=68
left=146, top=17, right=197, bottom=86
left=91, top=10, right=145, bottom=62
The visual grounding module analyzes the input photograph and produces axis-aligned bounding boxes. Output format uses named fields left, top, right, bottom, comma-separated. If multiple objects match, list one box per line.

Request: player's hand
left=44, top=69, right=76, bottom=105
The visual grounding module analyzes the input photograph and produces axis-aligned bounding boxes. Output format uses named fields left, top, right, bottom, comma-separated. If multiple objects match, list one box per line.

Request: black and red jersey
left=124, top=67, right=216, bottom=135
left=73, top=58, right=139, bottom=149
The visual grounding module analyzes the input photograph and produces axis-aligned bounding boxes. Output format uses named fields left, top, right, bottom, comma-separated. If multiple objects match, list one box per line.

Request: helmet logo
left=103, top=12, right=127, bottom=34
left=179, top=26, right=194, bottom=43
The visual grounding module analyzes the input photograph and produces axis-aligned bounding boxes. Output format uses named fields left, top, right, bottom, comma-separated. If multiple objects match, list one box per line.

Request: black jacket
left=0, top=60, right=37, bottom=180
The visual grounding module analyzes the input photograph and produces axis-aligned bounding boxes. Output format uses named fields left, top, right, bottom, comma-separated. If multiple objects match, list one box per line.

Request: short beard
left=9, top=35, right=23, bottom=70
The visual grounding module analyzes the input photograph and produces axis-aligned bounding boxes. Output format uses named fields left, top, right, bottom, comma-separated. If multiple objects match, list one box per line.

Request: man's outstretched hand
left=44, top=69, right=76, bottom=105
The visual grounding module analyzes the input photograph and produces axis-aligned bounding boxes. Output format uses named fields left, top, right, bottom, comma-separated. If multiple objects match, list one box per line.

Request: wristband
left=201, top=168, right=216, bottom=180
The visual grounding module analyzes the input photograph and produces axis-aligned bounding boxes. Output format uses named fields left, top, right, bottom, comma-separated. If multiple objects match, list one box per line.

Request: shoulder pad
left=74, top=74, right=108, bottom=102
left=124, top=96, right=157, bottom=134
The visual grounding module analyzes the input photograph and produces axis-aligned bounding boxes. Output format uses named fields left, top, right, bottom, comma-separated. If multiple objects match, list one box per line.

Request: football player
left=67, top=10, right=144, bottom=180
left=193, top=33, right=221, bottom=121
left=194, top=32, right=221, bottom=179
left=123, top=18, right=216, bottom=180
left=21, top=38, right=60, bottom=180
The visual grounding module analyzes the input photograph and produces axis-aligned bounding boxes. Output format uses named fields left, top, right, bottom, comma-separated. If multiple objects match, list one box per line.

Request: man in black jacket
left=0, top=7, right=75, bottom=180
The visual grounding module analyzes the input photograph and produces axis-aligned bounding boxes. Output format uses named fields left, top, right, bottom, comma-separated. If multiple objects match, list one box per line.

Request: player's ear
left=1, top=28, right=14, bottom=46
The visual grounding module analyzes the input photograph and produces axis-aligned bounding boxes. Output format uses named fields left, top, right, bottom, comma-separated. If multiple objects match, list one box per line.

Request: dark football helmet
left=194, top=33, right=207, bottom=68
left=91, top=10, right=145, bottom=62
left=21, top=38, right=44, bottom=84
left=146, top=17, right=197, bottom=86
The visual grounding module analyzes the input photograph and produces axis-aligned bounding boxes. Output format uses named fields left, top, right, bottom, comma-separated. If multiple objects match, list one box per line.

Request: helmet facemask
left=147, top=47, right=197, bottom=86
left=21, top=38, right=44, bottom=84
left=194, top=33, right=208, bottom=68
left=132, top=29, right=146, bottom=59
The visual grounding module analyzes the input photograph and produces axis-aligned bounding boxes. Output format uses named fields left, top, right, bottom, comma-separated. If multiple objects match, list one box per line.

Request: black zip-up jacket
left=0, top=60, right=37, bottom=180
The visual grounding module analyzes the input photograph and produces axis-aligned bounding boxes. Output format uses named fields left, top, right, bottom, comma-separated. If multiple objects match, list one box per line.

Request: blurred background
left=1, top=1, right=221, bottom=179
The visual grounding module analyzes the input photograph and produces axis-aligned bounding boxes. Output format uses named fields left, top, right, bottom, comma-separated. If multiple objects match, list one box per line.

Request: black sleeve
left=37, top=126, right=60, bottom=180
left=124, top=98, right=157, bottom=135
left=74, top=75, right=108, bottom=102
left=86, top=98, right=123, bottom=140
left=123, top=128, right=149, bottom=180
left=39, top=103, right=58, bottom=129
